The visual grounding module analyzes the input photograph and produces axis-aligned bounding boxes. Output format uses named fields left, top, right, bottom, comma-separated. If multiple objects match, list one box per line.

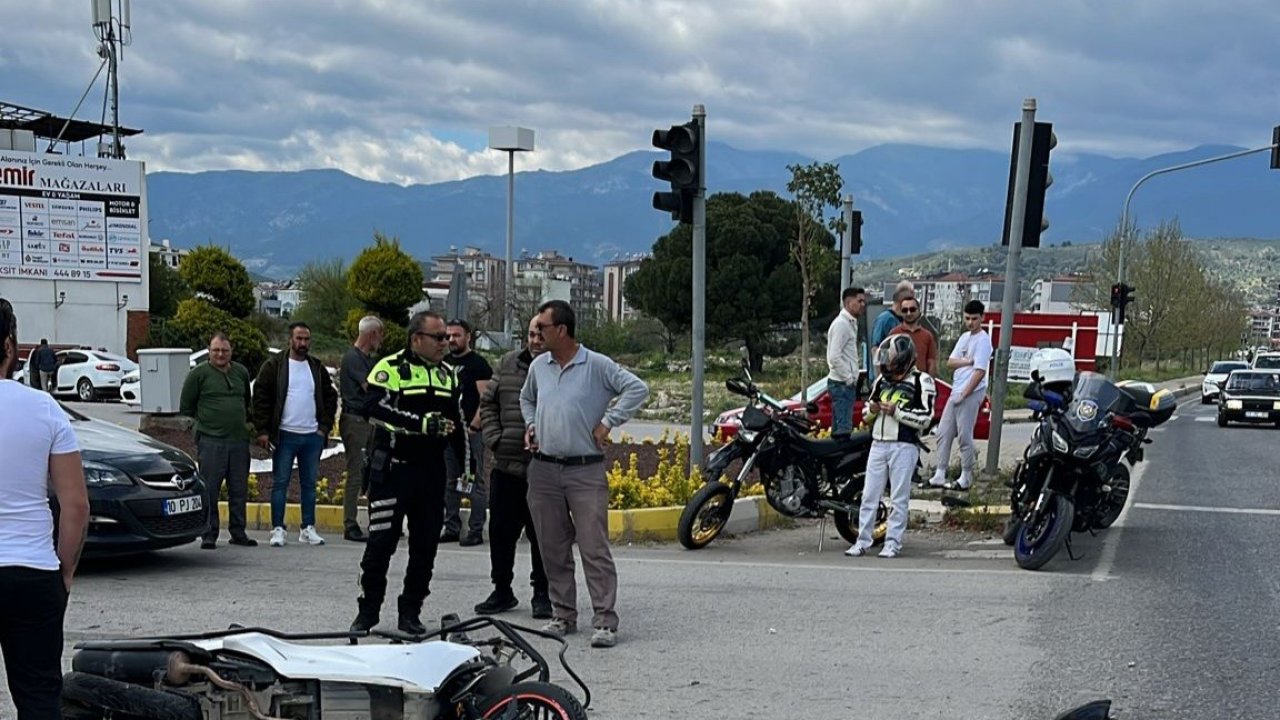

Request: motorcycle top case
left=1116, top=381, right=1176, bottom=426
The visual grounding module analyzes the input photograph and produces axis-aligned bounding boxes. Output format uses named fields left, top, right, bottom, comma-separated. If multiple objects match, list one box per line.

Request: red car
left=711, top=376, right=992, bottom=441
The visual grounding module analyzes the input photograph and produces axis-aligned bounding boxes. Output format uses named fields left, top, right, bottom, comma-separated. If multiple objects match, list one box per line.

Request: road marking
left=1133, top=502, right=1280, bottom=516
left=615, top=555, right=1049, bottom=578
left=1090, top=393, right=1197, bottom=582
left=939, top=550, right=1009, bottom=560
left=1194, top=416, right=1215, bottom=423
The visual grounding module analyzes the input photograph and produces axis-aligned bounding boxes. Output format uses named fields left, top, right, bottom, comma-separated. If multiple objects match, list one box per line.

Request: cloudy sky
left=4, top=0, right=1279, bottom=185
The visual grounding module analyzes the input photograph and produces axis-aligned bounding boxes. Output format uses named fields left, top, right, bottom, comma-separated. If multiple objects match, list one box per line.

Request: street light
left=488, top=126, right=535, bottom=346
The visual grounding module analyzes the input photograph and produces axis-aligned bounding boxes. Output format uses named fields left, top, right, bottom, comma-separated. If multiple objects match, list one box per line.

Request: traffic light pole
left=984, top=98, right=1037, bottom=478
left=840, top=196, right=853, bottom=292
left=690, top=105, right=707, bottom=471
left=1109, top=141, right=1279, bottom=377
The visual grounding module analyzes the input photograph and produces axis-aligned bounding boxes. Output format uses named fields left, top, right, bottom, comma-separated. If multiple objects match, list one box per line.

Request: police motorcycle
left=676, top=361, right=888, bottom=550
left=1002, top=349, right=1175, bottom=570
left=60, top=615, right=591, bottom=720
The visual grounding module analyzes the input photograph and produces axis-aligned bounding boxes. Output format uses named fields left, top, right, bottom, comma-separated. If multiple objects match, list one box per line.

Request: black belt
left=533, top=452, right=604, bottom=466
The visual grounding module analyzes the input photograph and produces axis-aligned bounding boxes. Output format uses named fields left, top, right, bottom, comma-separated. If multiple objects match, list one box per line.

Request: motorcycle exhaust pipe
left=166, top=652, right=288, bottom=720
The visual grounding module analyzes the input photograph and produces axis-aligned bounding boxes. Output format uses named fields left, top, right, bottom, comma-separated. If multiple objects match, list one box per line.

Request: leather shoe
left=459, top=532, right=484, bottom=547
left=531, top=594, right=554, bottom=620
left=350, top=609, right=379, bottom=634
left=228, top=536, right=258, bottom=547
left=474, top=590, right=518, bottom=615
left=344, top=528, right=368, bottom=543
left=398, top=614, right=427, bottom=636
left=200, top=539, right=216, bottom=550
left=439, top=530, right=460, bottom=543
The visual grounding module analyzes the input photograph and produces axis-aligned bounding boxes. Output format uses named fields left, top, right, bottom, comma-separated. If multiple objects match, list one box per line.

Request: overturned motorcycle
left=677, top=363, right=888, bottom=550
left=60, top=615, right=591, bottom=720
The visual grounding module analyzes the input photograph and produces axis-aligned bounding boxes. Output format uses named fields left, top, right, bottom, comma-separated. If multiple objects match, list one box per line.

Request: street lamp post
left=488, top=127, right=535, bottom=346
left=1109, top=142, right=1278, bottom=376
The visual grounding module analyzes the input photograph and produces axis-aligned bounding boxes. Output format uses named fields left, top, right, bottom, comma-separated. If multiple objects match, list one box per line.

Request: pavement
left=4, top=377, right=1272, bottom=719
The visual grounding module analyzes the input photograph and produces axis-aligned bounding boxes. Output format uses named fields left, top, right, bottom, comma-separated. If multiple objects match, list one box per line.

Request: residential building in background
left=426, top=246, right=506, bottom=327
left=604, top=254, right=646, bottom=322
left=1247, top=309, right=1280, bottom=348
left=1030, top=275, right=1089, bottom=314
left=254, top=280, right=305, bottom=318
left=149, top=239, right=189, bottom=269
left=514, top=250, right=603, bottom=321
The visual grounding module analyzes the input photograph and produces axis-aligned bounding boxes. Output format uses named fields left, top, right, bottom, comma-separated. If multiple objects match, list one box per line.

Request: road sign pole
left=690, top=104, right=707, bottom=471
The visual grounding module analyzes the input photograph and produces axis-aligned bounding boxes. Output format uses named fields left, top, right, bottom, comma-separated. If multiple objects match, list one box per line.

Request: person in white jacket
left=846, top=335, right=936, bottom=559
left=825, top=287, right=867, bottom=436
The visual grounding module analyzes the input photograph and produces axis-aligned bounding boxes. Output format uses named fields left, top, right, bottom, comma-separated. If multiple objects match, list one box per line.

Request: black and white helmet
left=877, top=334, right=916, bottom=379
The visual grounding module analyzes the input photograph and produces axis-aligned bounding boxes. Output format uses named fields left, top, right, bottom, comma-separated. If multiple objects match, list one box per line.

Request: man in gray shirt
left=520, top=299, right=648, bottom=649
left=339, top=316, right=383, bottom=542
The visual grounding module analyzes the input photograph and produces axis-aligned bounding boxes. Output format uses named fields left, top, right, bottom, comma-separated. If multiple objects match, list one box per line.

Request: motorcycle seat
left=795, top=431, right=872, bottom=458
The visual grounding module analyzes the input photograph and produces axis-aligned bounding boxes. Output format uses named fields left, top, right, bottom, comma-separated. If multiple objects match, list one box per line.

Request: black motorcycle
left=677, top=364, right=887, bottom=549
left=1003, top=372, right=1173, bottom=570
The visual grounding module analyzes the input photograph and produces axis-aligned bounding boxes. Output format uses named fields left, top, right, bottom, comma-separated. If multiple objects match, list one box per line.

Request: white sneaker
left=878, top=545, right=900, bottom=559
left=928, top=470, right=947, bottom=488
left=844, top=544, right=867, bottom=557
left=270, top=527, right=286, bottom=547
left=299, top=526, right=326, bottom=545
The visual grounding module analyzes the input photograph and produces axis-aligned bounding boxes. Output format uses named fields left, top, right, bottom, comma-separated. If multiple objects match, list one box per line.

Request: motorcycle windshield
left=1062, top=372, right=1129, bottom=436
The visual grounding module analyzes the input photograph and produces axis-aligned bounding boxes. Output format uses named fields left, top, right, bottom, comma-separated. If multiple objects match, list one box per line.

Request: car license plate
left=1245, top=411, right=1268, bottom=419
left=163, top=495, right=203, bottom=516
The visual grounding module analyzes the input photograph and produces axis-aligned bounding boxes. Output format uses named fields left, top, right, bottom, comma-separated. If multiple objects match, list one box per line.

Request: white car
left=120, top=347, right=341, bottom=407
left=1252, top=352, right=1280, bottom=371
left=1202, top=360, right=1250, bottom=403
left=53, top=349, right=138, bottom=402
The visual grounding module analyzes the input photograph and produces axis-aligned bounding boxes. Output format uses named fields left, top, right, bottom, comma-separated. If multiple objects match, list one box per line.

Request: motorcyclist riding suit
left=352, top=347, right=465, bottom=635
left=847, top=335, right=936, bottom=558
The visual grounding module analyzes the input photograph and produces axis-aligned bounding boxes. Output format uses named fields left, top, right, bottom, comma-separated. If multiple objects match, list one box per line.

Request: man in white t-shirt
left=0, top=298, right=90, bottom=719
left=928, top=300, right=993, bottom=491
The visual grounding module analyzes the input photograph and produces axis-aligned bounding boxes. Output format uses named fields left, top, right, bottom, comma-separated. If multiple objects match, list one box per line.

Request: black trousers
left=0, top=567, right=67, bottom=720
left=357, top=459, right=446, bottom=613
left=488, top=468, right=548, bottom=597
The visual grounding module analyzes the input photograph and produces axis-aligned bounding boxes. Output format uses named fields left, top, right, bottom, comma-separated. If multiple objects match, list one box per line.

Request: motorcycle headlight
left=1225, top=399, right=1243, bottom=410
left=84, top=461, right=134, bottom=487
left=738, top=429, right=758, bottom=443
left=1051, top=430, right=1069, bottom=454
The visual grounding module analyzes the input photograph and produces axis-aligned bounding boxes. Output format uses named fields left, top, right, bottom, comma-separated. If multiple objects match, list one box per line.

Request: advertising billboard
left=0, top=149, right=145, bottom=283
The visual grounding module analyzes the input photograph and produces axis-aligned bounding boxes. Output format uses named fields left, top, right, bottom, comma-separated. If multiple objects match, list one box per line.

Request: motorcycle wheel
left=1013, top=494, right=1073, bottom=571
left=1093, top=465, right=1131, bottom=530
left=832, top=492, right=888, bottom=546
left=61, top=672, right=201, bottom=720
left=1001, top=516, right=1021, bottom=546
left=677, top=481, right=734, bottom=550
left=478, top=681, right=588, bottom=720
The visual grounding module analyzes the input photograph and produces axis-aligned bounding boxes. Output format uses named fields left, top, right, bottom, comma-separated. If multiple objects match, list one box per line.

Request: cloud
left=4, top=0, right=1280, bottom=183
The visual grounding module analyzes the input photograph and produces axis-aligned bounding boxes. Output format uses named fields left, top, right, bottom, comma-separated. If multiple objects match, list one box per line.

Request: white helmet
left=1030, top=348, right=1075, bottom=390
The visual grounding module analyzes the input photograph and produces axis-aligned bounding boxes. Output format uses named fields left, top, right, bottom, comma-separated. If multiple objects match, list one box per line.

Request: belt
left=533, top=452, right=604, bottom=466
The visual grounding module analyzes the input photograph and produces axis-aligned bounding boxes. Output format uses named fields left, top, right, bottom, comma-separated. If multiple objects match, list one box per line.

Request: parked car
left=1201, top=360, right=1250, bottom=403
left=1216, top=370, right=1280, bottom=428
left=56, top=404, right=209, bottom=556
left=711, top=375, right=993, bottom=441
left=1252, top=352, right=1280, bottom=371
left=52, top=349, right=138, bottom=402
left=120, top=346, right=305, bottom=406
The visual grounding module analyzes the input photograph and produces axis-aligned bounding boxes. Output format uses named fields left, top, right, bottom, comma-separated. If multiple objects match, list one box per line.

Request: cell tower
left=92, top=0, right=132, bottom=159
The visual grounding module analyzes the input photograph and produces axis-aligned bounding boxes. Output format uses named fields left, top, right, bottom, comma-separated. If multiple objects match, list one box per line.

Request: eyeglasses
left=902, top=307, right=920, bottom=314
left=414, top=332, right=449, bottom=342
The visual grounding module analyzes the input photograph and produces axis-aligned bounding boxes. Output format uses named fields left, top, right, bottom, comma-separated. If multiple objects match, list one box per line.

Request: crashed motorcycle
left=677, top=364, right=888, bottom=549
left=1003, top=372, right=1174, bottom=570
left=60, top=615, right=590, bottom=720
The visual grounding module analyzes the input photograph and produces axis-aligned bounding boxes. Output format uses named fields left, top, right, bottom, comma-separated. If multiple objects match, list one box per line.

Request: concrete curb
left=218, top=385, right=1201, bottom=539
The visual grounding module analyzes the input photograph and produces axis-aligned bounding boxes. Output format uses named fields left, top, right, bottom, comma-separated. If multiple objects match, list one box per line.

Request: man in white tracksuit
left=928, top=300, right=993, bottom=491
left=846, top=335, right=936, bottom=559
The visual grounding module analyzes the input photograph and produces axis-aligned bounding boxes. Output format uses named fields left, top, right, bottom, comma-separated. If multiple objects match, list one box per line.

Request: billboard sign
left=0, top=149, right=145, bottom=283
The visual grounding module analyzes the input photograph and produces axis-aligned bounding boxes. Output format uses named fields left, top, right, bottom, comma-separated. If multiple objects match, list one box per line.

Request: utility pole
left=984, top=99, right=1037, bottom=477
left=690, top=105, right=708, bottom=470
left=840, top=195, right=853, bottom=292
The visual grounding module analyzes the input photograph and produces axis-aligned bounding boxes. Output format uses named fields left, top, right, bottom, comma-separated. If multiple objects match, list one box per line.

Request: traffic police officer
left=351, top=310, right=466, bottom=635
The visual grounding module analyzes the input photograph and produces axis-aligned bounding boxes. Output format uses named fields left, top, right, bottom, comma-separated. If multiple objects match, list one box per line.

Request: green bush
left=170, top=298, right=269, bottom=374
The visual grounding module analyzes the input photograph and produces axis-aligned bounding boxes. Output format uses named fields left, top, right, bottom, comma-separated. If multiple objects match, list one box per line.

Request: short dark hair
left=287, top=321, right=311, bottom=335
left=210, top=331, right=232, bottom=346
left=842, top=287, right=865, bottom=302
left=537, top=299, right=576, bottom=338
left=0, top=298, right=15, bottom=367
left=39, top=338, right=48, bottom=345
left=409, top=310, right=445, bottom=334
left=446, top=318, right=473, bottom=337
left=964, top=300, right=985, bottom=316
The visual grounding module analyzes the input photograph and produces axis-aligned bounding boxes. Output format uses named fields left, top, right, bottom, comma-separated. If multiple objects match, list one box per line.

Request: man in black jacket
left=473, top=316, right=551, bottom=619
left=252, top=322, right=338, bottom=548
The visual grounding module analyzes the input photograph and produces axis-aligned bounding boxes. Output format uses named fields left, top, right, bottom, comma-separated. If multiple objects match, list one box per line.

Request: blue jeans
left=271, top=430, right=325, bottom=529
left=828, top=379, right=858, bottom=435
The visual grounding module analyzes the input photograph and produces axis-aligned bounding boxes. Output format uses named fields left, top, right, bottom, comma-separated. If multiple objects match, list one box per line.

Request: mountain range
left=146, top=141, right=1280, bottom=279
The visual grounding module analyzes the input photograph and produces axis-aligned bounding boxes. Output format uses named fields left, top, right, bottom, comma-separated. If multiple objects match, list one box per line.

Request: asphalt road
left=4, top=395, right=1274, bottom=719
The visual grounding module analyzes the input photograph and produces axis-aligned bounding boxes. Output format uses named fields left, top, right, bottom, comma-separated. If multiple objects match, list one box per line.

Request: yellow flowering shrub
left=607, top=432, right=704, bottom=509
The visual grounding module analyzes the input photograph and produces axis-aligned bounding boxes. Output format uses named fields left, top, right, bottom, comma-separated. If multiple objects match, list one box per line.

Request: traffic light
left=1002, top=121, right=1057, bottom=249
left=1270, top=125, right=1280, bottom=170
left=1110, top=282, right=1136, bottom=323
left=652, top=121, right=700, bottom=224
left=850, top=210, right=863, bottom=255
left=1110, top=283, right=1123, bottom=309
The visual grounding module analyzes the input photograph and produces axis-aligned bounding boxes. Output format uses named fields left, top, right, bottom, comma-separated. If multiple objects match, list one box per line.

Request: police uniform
left=352, top=347, right=465, bottom=634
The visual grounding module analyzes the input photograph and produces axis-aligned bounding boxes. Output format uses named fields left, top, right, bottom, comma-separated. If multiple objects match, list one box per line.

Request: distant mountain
left=146, top=141, right=1280, bottom=278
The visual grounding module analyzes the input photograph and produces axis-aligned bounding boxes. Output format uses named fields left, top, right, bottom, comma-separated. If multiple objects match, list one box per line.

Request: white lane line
left=1133, top=503, right=1280, bottom=516
left=1090, top=393, right=1198, bottom=582
left=1194, top=416, right=1215, bottom=423
left=615, top=555, right=1047, bottom=578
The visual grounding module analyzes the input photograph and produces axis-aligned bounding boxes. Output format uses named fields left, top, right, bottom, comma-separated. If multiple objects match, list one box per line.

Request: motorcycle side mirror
left=725, top=378, right=752, bottom=397
left=1050, top=699, right=1113, bottom=720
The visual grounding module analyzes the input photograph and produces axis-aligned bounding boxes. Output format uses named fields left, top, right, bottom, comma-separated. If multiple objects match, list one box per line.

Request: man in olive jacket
left=252, top=322, right=338, bottom=547
left=473, top=316, right=552, bottom=619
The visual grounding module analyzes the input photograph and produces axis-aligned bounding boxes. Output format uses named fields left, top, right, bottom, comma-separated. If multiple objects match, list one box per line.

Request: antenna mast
left=92, top=0, right=132, bottom=159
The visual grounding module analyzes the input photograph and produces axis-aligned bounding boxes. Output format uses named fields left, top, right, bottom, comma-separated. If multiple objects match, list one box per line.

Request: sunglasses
left=902, top=307, right=920, bottom=314
left=414, top=331, right=449, bottom=342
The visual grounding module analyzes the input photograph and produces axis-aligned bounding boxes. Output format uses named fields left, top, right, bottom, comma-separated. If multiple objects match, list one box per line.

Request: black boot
left=474, top=588, right=518, bottom=615
left=350, top=601, right=380, bottom=633
left=397, top=596, right=427, bottom=635
left=530, top=593, right=553, bottom=620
